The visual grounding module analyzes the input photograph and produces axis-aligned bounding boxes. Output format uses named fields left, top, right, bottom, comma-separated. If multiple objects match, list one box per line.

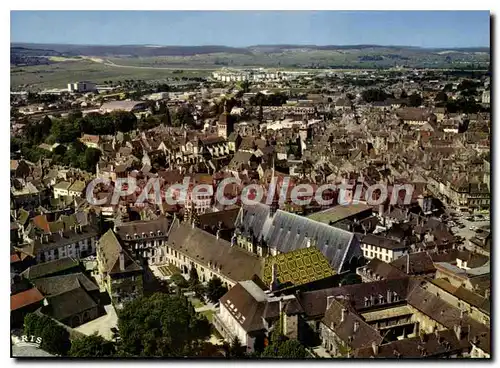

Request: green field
left=10, top=60, right=212, bottom=90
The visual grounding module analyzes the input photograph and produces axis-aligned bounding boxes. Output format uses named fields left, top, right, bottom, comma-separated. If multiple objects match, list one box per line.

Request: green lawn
left=201, top=310, right=215, bottom=322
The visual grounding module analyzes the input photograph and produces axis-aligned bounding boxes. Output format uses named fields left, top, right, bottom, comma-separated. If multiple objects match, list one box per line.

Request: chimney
left=279, top=298, right=284, bottom=315
left=306, top=238, right=311, bottom=248
left=454, top=324, right=462, bottom=340
left=460, top=309, right=467, bottom=319
left=372, top=341, right=379, bottom=356
left=341, top=308, right=347, bottom=322
left=484, top=288, right=490, bottom=299
left=326, top=296, right=335, bottom=310
left=216, top=229, right=220, bottom=240
left=270, top=263, right=278, bottom=290
left=353, top=321, right=360, bottom=333
left=119, top=251, right=125, bottom=271
left=387, top=289, right=392, bottom=304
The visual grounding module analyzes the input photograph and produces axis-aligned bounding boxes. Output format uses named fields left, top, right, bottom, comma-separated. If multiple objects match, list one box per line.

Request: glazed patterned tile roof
left=262, top=247, right=335, bottom=288
left=235, top=203, right=360, bottom=272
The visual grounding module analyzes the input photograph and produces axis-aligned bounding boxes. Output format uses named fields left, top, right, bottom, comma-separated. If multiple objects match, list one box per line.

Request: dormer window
left=364, top=297, right=371, bottom=307
left=126, top=234, right=131, bottom=240
left=142, top=232, right=146, bottom=238
left=150, top=231, right=154, bottom=237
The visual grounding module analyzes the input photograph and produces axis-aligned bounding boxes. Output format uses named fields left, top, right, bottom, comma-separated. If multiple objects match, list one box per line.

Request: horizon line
left=10, top=41, right=491, bottom=49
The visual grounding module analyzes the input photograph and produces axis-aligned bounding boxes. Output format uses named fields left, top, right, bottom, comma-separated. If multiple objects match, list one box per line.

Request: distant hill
left=11, top=43, right=252, bottom=57
left=10, top=43, right=490, bottom=69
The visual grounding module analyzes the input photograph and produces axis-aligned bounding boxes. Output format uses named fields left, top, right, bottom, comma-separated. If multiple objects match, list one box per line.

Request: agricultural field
left=10, top=59, right=212, bottom=90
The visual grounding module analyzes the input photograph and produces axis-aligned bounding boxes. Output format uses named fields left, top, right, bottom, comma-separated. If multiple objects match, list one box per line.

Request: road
left=90, top=57, right=215, bottom=71
left=446, top=213, right=490, bottom=244
left=74, top=304, right=118, bottom=341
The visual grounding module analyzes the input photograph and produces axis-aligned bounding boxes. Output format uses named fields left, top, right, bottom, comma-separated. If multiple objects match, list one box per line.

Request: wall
left=38, top=236, right=97, bottom=262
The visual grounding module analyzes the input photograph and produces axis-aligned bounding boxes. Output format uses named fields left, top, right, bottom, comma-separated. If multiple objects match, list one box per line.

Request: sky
left=11, top=11, right=490, bottom=48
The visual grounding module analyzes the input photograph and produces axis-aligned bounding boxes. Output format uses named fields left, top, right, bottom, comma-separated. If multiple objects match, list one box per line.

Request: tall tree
left=261, top=339, right=309, bottom=359
left=408, top=93, right=423, bottom=107
left=117, top=293, right=211, bottom=357
left=69, top=333, right=115, bottom=357
left=206, top=276, right=228, bottom=304
left=23, top=313, right=71, bottom=356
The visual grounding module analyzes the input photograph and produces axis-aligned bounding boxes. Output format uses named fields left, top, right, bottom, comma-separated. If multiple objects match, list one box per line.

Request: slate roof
left=354, top=329, right=470, bottom=358
left=298, top=277, right=411, bottom=318
left=198, top=206, right=240, bottom=230
left=307, top=203, right=373, bottom=224
left=32, top=273, right=99, bottom=296
left=431, top=278, right=490, bottom=315
left=43, top=287, right=98, bottom=322
left=391, top=252, right=436, bottom=275
left=220, top=281, right=267, bottom=333
left=228, top=151, right=255, bottom=170
left=359, top=257, right=408, bottom=280
left=98, top=229, right=143, bottom=275
left=322, top=298, right=383, bottom=350
left=167, top=219, right=263, bottom=283
left=406, top=283, right=491, bottom=354
left=219, top=280, right=302, bottom=333
left=359, top=234, right=407, bottom=250
left=115, top=216, right=171, bottom=240
left=235, top=203, right=359, bottom=272
left=21, top=257, right=80, bottom=280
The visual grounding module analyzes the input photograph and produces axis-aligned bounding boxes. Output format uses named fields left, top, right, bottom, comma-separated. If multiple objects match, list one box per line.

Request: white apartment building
left=68, top=81, right=97, bottom=93
left=33, top=226, right=99, bottom=263
left=360, top=234, right=407, bottom=263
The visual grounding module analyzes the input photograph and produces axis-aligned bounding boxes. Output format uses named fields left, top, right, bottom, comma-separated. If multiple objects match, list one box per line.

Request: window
left=385, top=255, right=389, bottom=262
left=370, top=252, right=373, bottom=258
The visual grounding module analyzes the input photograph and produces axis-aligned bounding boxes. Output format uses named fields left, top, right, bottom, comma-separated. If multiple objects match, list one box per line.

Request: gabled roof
left=11, top=288, right=44, bottom=311
left=167, top=220, right=262, bottom=283
left=198, top=207, right=240, bottom=230
left=354, top=329, right=469, bottom=358
left=359, top=257, right=408, bottom=280
left=298, top=277, right=410, bottom=318
left=262, top=247, right=335, bottom=288
left=431, top=278, right=490, bottom=315
left=406, top=283, right=490, bottom=354
left=21, top=257, right=80, bottom=280
left=43, top=287, right=98, bottom=322
left=32, top=273, right=99, bottom=296
left=98, top=229, right=142, bottom=275
left=322, top=298, right=383, bottom=350
left=220, top=281, right=267, bottom=332
left=235, top=203, right=358, bottom=272
left=391, top=252, right=436, bottom=275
